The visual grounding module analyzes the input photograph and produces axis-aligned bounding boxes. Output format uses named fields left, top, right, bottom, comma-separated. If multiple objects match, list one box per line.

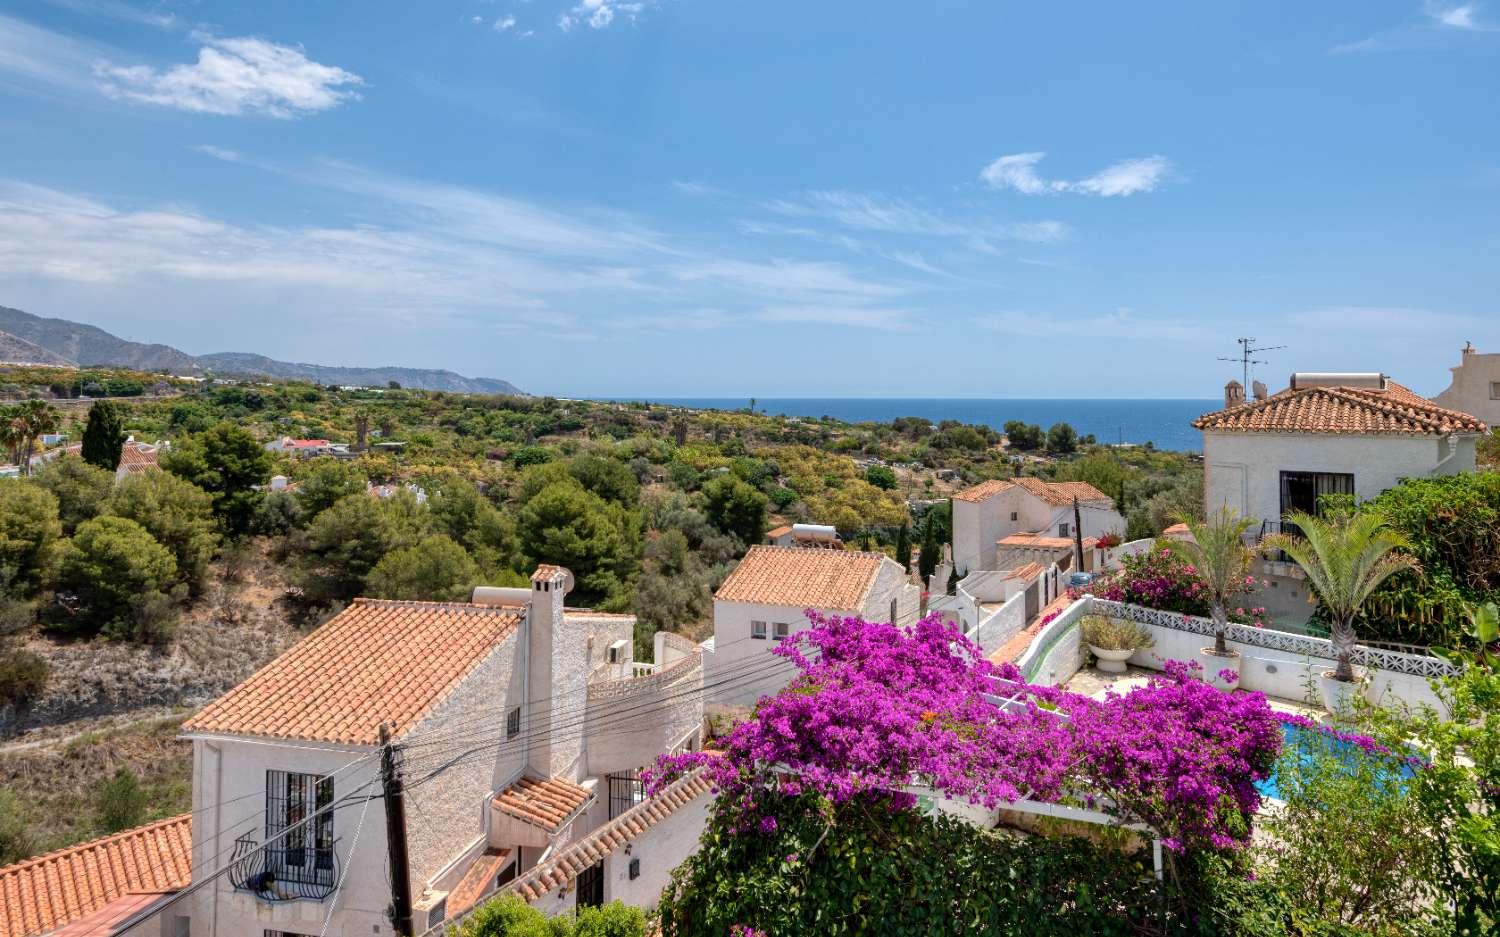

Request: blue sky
left=0, top=1, right=1496, bottom=398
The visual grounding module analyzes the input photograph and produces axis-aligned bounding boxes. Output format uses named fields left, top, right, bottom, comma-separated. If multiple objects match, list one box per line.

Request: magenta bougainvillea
left=653, top=611, right=1281, bottom=853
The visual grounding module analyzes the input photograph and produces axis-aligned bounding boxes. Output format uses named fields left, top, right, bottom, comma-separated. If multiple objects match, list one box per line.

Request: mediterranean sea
left=603, top=398, right=1218, bottom=453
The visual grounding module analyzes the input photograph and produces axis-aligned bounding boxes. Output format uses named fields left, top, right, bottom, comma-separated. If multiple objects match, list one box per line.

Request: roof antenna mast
left=1217, top=337, right=1286, bottom=391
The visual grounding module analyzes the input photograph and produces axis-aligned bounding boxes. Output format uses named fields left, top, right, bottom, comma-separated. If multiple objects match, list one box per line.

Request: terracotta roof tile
left=951, top=479, right=1013, bottom=503
left=503, top=770, right=712, bottom=905
left=714, top=545, right=886, bottom=612
left=0, top=815, right=190, bottom=937
left=115, top=445, right=160, bottom=476
left=444, top=848, right=511, bottom=918
left=183, top=599, right=522, bottom=745
left=764, top=525, right=794, bottom=539
left=999, top=533, right=1098, bottom=550
left=492, top=777, right=592, bottom=832
left=953, top=477, right=1111, bottom=507
left=1193, top=381, right=1487, bottom=436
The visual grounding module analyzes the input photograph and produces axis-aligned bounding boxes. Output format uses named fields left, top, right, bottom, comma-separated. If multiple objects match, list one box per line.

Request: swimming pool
left=1255, top=721, right=1417, bottom=801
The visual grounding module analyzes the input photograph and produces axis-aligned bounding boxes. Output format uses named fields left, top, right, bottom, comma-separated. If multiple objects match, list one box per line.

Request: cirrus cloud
left=980, top=152, right=1173, bottom=197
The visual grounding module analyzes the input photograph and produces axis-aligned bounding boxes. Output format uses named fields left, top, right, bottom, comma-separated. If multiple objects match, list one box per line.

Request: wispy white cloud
left=1426, top=1, right=1483, bottom=29
left=43, top=0, right=176, bottom=29
left=757, top=305, right=918, bottom=331
left=559, top=0, right=646, bottom=31
left=495, top=15, right=517, bottom=31
left=980, top=152, right=1172, bottom=197
left=0, top=13, right=107, bottom=94
left=95, top=36, right=363, bottom=117
left=972, top=308, right=1199, bottom=341
left=768, top=190, right=1068, bottom=243
left=192, top=144, right=243, bottom=162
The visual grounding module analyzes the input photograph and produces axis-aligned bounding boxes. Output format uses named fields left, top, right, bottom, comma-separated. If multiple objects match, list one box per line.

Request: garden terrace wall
left=1012, top=597, right=1091, bottom=685
left=1091, top=599, right=1456, bottom=713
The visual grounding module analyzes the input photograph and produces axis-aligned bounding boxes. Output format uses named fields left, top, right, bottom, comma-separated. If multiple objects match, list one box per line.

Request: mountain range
left=0, top=306, right=525, bottom=395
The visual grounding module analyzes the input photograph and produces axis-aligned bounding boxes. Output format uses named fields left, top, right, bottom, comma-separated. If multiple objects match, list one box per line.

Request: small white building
left=1194, top=372, right=1487, bottom=622
left=950, top=476, right=1122, bottom=576
left=1433, top=342, right=1500, bottom=428
left=703, top=545, right=920, bottom=711
left=0, top=565, right=713, bottom=937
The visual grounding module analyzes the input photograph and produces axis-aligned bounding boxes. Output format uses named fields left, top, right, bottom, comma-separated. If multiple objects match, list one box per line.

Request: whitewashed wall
left=968, top=589, right=1026, bottom=657
left=1202, top=431, right=1455, bottom=521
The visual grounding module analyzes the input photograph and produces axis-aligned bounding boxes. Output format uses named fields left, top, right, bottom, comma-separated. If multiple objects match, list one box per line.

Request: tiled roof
left=998, top=533, right=1099, bottom=550
left=183, top=599, right=522, bottom=745
left=952, top=477, right=1111, bottom=507
left=444, top=848, right=511, bottom=918
left=49, top=891, right=174, bottom=937
left=507, top=770, right=712, bottom=903
left=1006, top=562, right=1046, bottom=582
left=0, top=815, right=191, bottom=937
left=951, top=479, right=1013, bottom=503
left=115, top=444, right=159, bottom=476
left=1011, top=477, right=1111, bottom=506
left=714, top=545, right=885, bottom=612
left=764, top=525, right=794, bottom=539
left=1193, top=381, right=1487, bottom=436
left=492, top=777, right=593, bottom=832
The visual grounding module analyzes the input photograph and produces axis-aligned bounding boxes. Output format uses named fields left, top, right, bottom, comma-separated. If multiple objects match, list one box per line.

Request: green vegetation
left=93, top=767, right=147, bottom=834
left=81, top=400, right=126, bottom=471
left=455, top=895, right=644, bottom=937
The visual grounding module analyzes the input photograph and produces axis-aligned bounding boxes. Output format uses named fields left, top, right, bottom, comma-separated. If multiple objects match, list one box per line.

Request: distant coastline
left=600, top=397, right=1218, bottom=452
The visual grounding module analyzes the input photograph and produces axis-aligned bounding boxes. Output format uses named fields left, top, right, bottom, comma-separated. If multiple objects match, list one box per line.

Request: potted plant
left=1081, top=614, right=1154, bottom=673
left=1165, top=507, right=1257, bottom=691
left=1263, top=507, right=1419, bottom=716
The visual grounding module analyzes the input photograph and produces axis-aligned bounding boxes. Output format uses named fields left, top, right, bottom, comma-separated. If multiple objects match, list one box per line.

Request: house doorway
left=575, top=860, right=604, bottom=909
left=1278, top=471, right=1354, bottom=525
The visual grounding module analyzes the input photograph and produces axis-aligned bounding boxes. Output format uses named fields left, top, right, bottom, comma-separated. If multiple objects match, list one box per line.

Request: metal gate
left=607, top=772, right=645, bottom=819
left=575, top=860, right=604, bottom=909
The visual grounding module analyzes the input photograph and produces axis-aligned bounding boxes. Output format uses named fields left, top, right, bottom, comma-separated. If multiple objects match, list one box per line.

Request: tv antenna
left=1217, top=337, right=1285, bottom=391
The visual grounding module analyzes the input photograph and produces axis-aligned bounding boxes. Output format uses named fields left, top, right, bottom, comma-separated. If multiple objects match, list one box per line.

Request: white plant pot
left=1090, top=645, right=1134, bottom=674
left=1318, top=669, right=1365, bottom=717
left=1197, top=647, right=1242, bottom=691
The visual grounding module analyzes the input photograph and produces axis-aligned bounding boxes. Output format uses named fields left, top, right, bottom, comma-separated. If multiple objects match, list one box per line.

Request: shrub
left=864, top=464, right=897, bottom=490
left=367, top=535, right=481, bottom=602
left=94, top=768, right=146, bottom=835
left=107, top=471, right=220, bottom=592
left=32, top=455, right=114, bottom=534
left=55, top=516, right=181, bottom=642
left=0, top=649, right=49, bottom=706
left=1080, top=615, right=1154, bottom=652
left=0, top=789, right=35, bottom=865
left=699, top=475, right=767, bottom=549
left=0, top=481, right=62, bottom=598
left=1094, top=546, right=1211, bottom=616
left=455, top=895, right=644, bottom=937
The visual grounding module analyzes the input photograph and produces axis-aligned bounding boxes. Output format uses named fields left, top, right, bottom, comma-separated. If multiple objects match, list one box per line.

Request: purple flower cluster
left=651, top=612, right=1282, bottom=854
left=1276, top=713, right=1427, bottom=768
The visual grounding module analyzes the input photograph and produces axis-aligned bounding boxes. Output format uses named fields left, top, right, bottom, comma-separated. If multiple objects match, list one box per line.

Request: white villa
left=1433, top=342, right=1500, bottom=428
left=1194, top=371, right=1488, bottom=621
left=950, top=476, right=1122, bottom=577
left=0, top=566, right=710, bottom=937
left=702, top=545, right=920, bottom=711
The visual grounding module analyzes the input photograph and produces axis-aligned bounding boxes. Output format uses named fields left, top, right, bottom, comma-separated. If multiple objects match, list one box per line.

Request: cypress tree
left=81, top=401, right=126, bottom=472
left=895, top=521, right=911, bottom=572
left=918, top=517, right=939, bottom=583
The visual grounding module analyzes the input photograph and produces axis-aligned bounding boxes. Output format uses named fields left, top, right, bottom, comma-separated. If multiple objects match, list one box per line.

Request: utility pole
left=1072, top=497, right=1085, bottom=573
left=379, top=723, right=415, bottom=937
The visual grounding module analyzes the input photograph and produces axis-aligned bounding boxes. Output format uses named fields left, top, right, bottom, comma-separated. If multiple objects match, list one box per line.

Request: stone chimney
left=1251, top=380, right=1267, bottom=402
left=525, top=564, right=574, bottom=777
left=1224, top=380, right=1245, bottom=408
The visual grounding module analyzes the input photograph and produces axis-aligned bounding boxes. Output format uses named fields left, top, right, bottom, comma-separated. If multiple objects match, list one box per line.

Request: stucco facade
left=706, top=557, right=919, bottom=710
left=1433, top=345, right=1500, bottom=427
left=952, top=485, right=1122, bottom=574
left=1202, top=430, right=1474, bottom=523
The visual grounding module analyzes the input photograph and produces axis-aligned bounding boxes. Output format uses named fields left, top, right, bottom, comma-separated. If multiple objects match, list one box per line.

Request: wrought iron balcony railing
left=229, top=833, right=340, bottom=902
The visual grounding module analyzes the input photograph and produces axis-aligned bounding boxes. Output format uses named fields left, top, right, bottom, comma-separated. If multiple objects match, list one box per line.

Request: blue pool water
left=1256, top=722, right=1416, bottom=801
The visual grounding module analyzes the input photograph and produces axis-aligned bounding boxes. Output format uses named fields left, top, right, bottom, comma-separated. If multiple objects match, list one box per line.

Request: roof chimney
left=1224, top=380, right=1245, bottom=409
left=1251, top=380, right=1267, bottom=402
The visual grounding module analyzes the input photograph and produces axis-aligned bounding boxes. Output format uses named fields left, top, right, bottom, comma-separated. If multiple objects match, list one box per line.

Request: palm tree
left=1165, top=507, right=1257, bottom=656
left=11, top=400, right=60, bottom=476
left=1262, top=508, right=1420, bottom=682
left=0, top=405, right=21, bottom=467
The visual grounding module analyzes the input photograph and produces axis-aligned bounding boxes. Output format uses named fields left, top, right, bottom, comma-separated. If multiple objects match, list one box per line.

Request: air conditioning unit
left=607, top=640, right=629, bottom=664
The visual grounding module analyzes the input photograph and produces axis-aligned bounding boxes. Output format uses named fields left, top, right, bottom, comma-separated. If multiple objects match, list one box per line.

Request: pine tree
left=917, top=517, right=939, bottom=583
left=81, top=401, right=126, bottom=472
left=895, top=521, right=911, bottom=572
